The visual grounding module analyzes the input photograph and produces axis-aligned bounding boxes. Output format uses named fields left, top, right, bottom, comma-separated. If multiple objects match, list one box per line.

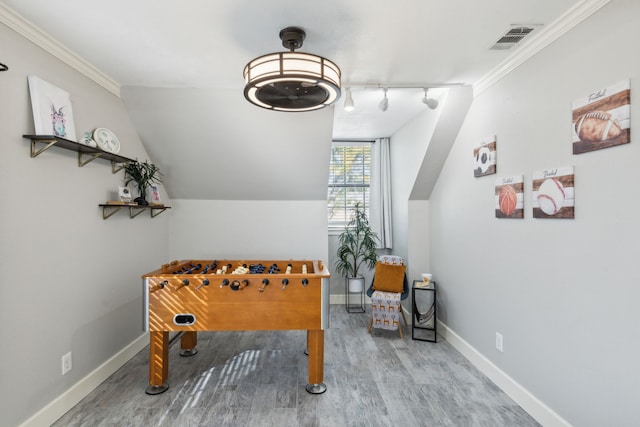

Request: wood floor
left=53, top=305, right=540, bottom=426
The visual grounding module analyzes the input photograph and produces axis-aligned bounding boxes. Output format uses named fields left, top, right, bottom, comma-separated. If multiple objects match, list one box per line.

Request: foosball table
left=141, top=259, right=331, bottom=395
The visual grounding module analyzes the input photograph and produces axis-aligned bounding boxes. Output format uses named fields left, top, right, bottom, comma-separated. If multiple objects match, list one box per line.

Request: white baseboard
left=437, top=321, right=570, bottom=427
left=19, top=333, right=149, bottom=427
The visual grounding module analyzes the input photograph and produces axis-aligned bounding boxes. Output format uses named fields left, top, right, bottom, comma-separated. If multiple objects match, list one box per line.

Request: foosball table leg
left=305, top=329, right=327, bottom=394
left=180, top=331, right=198, bottom=357
left=146, top=331, right=169, bottom=395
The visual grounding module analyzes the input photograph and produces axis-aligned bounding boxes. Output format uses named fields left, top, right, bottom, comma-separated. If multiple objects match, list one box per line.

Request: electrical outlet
left=61, top=352, right=72, bottom=375
left=496, top=333, right=504, bottom=352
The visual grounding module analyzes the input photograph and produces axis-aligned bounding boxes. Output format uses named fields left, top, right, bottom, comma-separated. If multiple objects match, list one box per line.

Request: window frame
left=327, top=140, right=374, bottom=231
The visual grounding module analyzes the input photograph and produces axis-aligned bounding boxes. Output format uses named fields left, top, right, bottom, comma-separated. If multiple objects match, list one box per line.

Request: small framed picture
left=572, top=79, right=630, bottom=155
left=27, top=76, right=77, bottom=141
left=119, top=186, right=132, bottom=203
left=532, top=166, right=575, bottom=219
left=473, top=136, right=497, bottom=177
left=495, top=175, right=524, bottom=219
left=148, top=184, right=162, bottom=205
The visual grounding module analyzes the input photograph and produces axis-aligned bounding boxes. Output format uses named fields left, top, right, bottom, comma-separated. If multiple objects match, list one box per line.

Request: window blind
left=327, top=142, right=372, bottom=227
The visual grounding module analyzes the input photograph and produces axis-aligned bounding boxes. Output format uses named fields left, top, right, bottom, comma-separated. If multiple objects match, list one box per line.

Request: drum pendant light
left=243, top=27, right=341, bottom=112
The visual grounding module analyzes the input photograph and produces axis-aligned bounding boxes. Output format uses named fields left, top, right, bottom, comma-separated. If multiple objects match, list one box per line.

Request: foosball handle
left=173, top=279, right=189, bottom=291
left=220, top=279, right=230, bottom=288
left=281, top=278, right=289, bottom=290
left=301, top=278, right=309, bottom=287
left=259, top=278, right=269, bottom=292
left=196, top=278, right=210, bottom=290
left=149, top=280, right=167, bottom=293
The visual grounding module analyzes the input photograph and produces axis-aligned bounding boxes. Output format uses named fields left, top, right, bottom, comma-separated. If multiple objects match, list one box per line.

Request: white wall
left=408, top=200, right=430, bottom=281
left=429, top=1, right=640, bottom=425
left=390, top=106, right=442, bottom=261
left=169, top=199, right=328, bottom=261
left=0, top=22, right=170, bottom=427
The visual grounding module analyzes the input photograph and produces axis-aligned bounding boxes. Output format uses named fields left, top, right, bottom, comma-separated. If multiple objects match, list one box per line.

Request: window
left=327, top=141, right=372, bottom=228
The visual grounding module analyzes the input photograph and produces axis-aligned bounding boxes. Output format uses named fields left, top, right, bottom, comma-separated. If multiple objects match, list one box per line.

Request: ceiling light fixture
left=422, top=88, right=439, bottom=109
left=243, top=26, right=341, bottom=112
left=378, top=88, right=389, bottom=112
left=343, top=87, right=354, bottom=112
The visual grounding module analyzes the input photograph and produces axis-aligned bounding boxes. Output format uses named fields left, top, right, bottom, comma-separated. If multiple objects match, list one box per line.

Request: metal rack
left=412, top=280, right=437, bottom=342
left=345, top=278, right=365, bottom=313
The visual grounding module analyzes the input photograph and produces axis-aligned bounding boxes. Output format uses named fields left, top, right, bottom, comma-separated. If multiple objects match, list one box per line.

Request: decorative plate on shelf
left=78, top=131, right=97, bottom=148
left=93, top=128, right=120, bottom=154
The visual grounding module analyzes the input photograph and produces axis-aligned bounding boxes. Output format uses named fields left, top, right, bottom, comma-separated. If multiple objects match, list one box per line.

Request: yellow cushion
left=372, top=262, right=406, bottom=293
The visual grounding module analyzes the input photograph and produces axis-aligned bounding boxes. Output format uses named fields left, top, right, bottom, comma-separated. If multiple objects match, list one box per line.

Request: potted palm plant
left=123, top=160, right=163, bottom=206
left=335, top=203, right=380, bottom=292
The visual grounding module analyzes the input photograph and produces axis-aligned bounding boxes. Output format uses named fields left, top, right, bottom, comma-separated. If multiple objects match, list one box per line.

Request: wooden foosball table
left=141, top=259, right=331, bottom=395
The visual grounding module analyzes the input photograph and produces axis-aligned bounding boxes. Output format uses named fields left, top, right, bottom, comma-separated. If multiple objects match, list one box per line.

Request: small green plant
left=123, top=160, right=163, bottom=204
left=335, top=203, right=379, bottom=278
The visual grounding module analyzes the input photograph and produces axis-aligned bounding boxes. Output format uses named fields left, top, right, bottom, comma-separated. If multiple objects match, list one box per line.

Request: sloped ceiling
left=2, top=0, right=589, bottom=200
left=121, top=86, right=334, bottom=200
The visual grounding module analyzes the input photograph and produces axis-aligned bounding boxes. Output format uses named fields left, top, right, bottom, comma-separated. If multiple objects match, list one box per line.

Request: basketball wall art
left=572, top=79, right=630, bottom=155
left=532, top=166, right=575, bottom=219
left=495, top=175, right=524, bottom=219
left=473, top=136, right=496, bottom=177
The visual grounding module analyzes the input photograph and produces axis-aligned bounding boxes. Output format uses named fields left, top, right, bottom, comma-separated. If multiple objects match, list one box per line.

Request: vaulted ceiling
left=3, top=0, right=585, bottom=200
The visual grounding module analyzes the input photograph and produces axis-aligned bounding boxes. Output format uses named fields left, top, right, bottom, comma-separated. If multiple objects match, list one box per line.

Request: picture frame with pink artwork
left=148, top=184, right=162, bottom=205
left=27, top=76, right=77, bottom=142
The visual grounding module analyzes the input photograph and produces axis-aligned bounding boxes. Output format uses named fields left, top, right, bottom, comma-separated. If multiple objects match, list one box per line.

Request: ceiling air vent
left=490, top=25, right=541, bottom=50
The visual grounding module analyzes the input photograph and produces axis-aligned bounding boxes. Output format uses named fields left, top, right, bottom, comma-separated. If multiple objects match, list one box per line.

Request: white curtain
left=370, top=137, right=393, bottom=249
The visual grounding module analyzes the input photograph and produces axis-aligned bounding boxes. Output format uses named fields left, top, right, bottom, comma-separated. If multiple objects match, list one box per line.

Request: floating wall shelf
left=99, top=204, right=171, bottom=220
left=23, top=134, right=133, bottom=173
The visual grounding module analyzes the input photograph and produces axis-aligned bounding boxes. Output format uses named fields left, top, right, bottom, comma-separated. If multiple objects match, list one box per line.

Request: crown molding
left=0, top=2, right=121, bottom=97
left=473, top=0, right=612, bottom=97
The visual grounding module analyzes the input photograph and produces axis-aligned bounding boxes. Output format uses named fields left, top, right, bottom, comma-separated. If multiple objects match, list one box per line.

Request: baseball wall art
left=532, top=167, right=575, bottom=219
left=572, top=79, right=630, bottom=155
left=495, top=175, right=524, bottom=219
left=473, top=136, right=496, bottom=177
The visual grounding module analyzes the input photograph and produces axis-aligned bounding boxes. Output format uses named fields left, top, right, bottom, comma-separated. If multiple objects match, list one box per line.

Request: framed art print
left=119, top=186, right=132, bottom=203
left=473, top=136, right=496, bottom=177
left=572, top=79, right=630, bottom=154
left=148, top=184, right=162, bottom=205
left=27, top=76, right=77, bottom=141
left=495, top=175, right=524, bottom=218
left=532, top=166, right=575, bottom=219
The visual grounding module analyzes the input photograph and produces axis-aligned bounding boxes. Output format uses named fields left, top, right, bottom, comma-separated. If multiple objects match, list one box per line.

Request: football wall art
left=473, top=136, right=496, bottom=177
left=572, top=79, right=630, bottom=155
left=495, top=175, right=524, bottom=219
left=532, top=166, right=575, bottom=219
left=27, top=76, right=77, bottom=142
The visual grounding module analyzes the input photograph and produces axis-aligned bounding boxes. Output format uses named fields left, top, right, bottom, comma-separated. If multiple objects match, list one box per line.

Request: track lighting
left=336, top=84, right=452, bottom=113
left=343, top=87, right=354, bottom=112
left=378, top=88, right=388, bottom=112
left=422, top=88, right=438, bottom=109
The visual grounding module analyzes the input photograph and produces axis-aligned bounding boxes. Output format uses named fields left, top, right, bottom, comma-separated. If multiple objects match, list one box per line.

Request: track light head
left=344, top=87, right=354, bottom=112
left=422, top=88, right=438, bottom=109
left=379, top=88, right=389, bottom=112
